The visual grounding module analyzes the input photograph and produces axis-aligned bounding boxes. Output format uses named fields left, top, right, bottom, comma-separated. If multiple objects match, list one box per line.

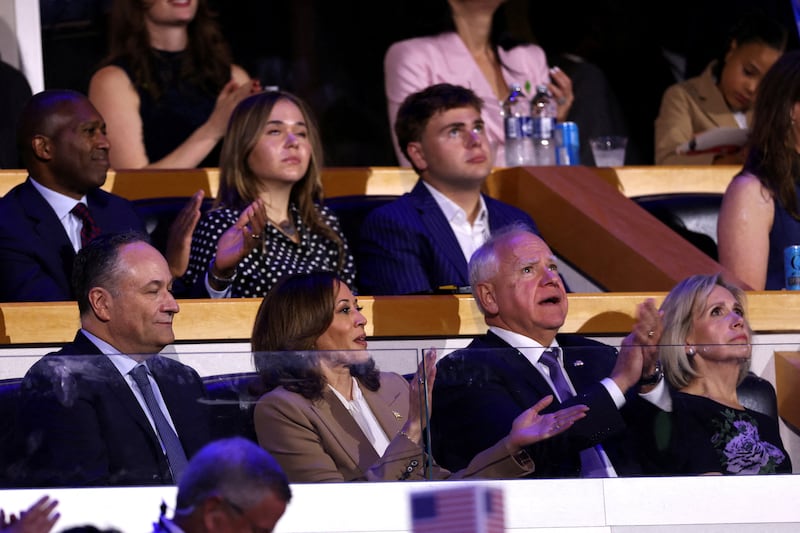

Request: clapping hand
left=399, top=348, right=437, bottom=444
left=214, top=197, right=268, bottom=273
left=165, top=189, right=204, bottom=279
left=507, top=395, right=588, bottom=450
left=0, top=496, right=59, bottom=533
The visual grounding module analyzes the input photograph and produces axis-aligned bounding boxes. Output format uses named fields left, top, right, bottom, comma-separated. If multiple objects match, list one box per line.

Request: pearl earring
left=687, top=347, right=696, bottom=356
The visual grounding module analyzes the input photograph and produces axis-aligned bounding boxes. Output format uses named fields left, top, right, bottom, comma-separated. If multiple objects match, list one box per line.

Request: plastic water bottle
left=502, top=84, right=534, bottom=166
left=531, top=84, right=557, bottom=166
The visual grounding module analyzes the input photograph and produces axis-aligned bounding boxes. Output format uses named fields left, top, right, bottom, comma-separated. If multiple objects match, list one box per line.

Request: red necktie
left=71, top=202, right=101, bottom=248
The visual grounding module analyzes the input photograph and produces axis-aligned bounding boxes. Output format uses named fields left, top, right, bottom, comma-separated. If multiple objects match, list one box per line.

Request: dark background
left=38, top=0, right=800, bottom=167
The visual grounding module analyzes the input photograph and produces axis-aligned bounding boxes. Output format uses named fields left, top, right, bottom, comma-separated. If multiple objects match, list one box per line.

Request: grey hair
left=175, top=437, right=291, bottom=513
left=468, top=221, right=537, bottom=314
left=658, top=273, right=750, bottom=389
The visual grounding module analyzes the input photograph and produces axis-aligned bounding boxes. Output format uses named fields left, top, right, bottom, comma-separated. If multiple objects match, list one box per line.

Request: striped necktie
left=71, top=202, right=101, bottom=247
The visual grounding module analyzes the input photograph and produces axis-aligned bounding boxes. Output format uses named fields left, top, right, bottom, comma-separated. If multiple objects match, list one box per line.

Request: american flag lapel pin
left=572, top=360, right=584, bottom=367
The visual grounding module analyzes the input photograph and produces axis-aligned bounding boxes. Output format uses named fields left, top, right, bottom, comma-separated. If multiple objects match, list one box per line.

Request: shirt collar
left=29, top=177, right=89, bottom=222
left=422, top=180, right=487, bottom=224
left=80, top=328, right=145, bottom=376
left=489, top=325, right=560, bottom=363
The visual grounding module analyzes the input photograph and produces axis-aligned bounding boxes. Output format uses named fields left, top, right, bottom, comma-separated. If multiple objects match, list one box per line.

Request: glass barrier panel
left=0, top=339, right=798, bottom=488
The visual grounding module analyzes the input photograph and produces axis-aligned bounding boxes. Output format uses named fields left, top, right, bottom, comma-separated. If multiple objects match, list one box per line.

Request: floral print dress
left=663, top=391, right=791, bottom=475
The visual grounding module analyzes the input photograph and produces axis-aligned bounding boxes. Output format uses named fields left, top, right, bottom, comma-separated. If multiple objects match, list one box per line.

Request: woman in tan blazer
left=654, top=13, right=786, bottom=165
left=251, top=271, right=587, bottom=482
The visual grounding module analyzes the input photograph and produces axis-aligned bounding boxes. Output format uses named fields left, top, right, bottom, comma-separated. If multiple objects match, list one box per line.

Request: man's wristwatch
left=638, top=360, right=663, bottom=386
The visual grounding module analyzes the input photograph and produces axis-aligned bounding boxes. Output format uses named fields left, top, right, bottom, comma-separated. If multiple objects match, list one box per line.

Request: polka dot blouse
left=182, top=202, right=356, bottom=297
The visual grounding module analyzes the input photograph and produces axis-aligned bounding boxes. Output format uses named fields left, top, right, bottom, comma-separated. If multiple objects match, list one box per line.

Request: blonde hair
left=658, top=273, right=751, bottom=389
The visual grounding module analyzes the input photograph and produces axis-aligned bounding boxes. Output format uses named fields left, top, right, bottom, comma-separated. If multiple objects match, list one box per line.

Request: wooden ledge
left=1, top=291, right=799, bottom=345
left=1, top=165, right=738, bottom=201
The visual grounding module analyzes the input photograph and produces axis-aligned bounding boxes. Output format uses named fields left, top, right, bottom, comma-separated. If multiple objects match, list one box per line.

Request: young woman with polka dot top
left=181, top=91, right=356, bottom=298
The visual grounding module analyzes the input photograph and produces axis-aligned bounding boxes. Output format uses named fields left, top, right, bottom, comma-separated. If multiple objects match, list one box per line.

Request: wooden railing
left=0, top=165, right=740, bottom=200
left=1, top=291, right=799, bottom=345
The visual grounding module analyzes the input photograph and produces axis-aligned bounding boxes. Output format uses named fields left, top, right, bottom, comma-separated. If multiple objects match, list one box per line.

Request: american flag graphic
left=411, top=485, right=505, bottom=533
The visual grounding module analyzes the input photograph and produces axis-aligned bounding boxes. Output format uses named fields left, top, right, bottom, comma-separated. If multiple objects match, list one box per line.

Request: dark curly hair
left=251, top=271, right=379, bottom=400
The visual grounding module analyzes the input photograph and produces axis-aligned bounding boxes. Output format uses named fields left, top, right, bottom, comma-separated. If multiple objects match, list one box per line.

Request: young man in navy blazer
left=357, top=83, right=540, bottom=295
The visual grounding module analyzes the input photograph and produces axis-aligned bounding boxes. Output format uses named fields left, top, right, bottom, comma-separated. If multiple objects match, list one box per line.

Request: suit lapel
left=85, top=188, right=113, bottom=232
left=477, top=332, right=561, bottom=406
left=362, top=378, right=406, bottom=438
left=69, top=333, right=164, bottom=450
left=410, top=181, right=469, bottom=283
left=89, top=354, right=163, bottom=453
left=19, top=180, right=76, bottom=293
left=312, top=388, right=381, bottom=472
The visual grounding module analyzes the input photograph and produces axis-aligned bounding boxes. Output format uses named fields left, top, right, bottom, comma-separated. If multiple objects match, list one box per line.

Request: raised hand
left=548, top=66, right=574, bottom=122
left=206, top=78, right=262, bottom=139
left=214, top=197, right=268, bottom=274
left=508, top=395, right=588, bottom=450
left=400, top=348, right=437, bottom=444
left=617, top=298, right=663, bottom=391
left=1, top=496, right=60, bottom=533
left=165, top=189, right=204, bottom=278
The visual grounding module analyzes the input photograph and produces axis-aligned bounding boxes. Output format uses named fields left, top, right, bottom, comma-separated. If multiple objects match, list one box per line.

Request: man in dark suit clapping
left=0, top=89, right=202, bottom=302
left=431, top=224, right=652, bottom=478
left=15, top=232, right=210, bottom=487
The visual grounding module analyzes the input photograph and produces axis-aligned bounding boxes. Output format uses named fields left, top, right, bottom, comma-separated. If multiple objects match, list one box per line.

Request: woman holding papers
left=654, top=13, right=786, bottom=165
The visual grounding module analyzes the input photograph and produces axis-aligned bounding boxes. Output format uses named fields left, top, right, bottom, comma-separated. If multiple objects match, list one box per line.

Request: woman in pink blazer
left=384, top=0, right=573, bottom=166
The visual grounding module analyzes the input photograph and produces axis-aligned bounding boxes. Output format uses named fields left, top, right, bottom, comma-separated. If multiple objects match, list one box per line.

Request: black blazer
left=431, top=331, right=642, bottom=478
left=14, top=331, right=210, bottom=487
left=0, top=178, right=146, bottom=302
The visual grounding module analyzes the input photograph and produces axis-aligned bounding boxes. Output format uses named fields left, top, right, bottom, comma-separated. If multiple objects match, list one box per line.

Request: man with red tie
left=0, top=89, right=145, bottom=301
left=0, top=89, right=201, bottom=302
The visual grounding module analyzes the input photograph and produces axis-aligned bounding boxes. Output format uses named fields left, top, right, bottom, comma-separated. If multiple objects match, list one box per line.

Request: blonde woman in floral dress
left=626, top=273, right=790, bottom=475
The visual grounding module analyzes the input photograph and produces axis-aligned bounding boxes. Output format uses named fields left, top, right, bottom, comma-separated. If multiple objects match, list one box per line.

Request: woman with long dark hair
left=251, top=271, right=587, bottom=482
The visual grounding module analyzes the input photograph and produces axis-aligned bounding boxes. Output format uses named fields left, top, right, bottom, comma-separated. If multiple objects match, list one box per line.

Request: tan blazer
left=254, top=371, right=533, bottom=482
left=654, top=62, right=750, bottom=165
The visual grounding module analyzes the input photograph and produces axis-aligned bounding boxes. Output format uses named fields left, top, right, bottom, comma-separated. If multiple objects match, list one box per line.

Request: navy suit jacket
left=0, top=178, right=145, bottom=302
left=14, top=331, right=210, bottom=487
left=356, top=179, right=539, bottom=295
left=430, top=331, right=642, bottom=478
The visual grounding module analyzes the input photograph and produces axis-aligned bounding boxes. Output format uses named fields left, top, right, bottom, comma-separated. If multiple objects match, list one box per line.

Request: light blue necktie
left=130, top=364, right=188, bottom=482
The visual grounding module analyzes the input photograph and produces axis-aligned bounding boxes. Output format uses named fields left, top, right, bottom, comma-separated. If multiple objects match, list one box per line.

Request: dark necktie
left=539, top=347, right=609, bottom=477
left=540, top=348, right=573, bottom=401
left=71, top=202, right=101, bottom=248
left=129, top=364, right=188, bottom=482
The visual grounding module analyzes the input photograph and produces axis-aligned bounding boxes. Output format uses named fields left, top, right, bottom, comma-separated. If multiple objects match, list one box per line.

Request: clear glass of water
left=589, top=136, right=627, bottom=167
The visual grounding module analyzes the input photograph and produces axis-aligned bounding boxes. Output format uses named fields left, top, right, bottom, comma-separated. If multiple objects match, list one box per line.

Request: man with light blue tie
left=431, top=224, right=653, bottom=477
left=15, top=231, right=210, bottom=486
